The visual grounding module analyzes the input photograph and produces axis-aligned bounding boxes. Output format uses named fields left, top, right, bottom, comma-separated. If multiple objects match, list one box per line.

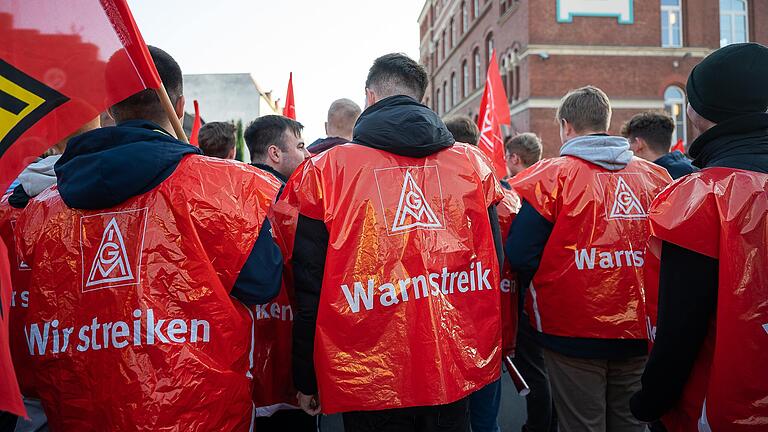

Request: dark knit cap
left=687, top=42, right=768, bottom=123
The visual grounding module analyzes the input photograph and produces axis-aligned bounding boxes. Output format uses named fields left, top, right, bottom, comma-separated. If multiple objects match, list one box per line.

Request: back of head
left=198, top=122, right=237, bottom=159
left=444, top=116, right=479, bottom=145
left=366, top=53, right=428, bottom=101
left=687, top=42, right=768, bottom=124
left=108, top=46, right=183, bottom=124
left=244, top=115, right=303, bottom=161
left=621, top=112, right=675, bottom=155
left=556, top=86, right=612, bottom=134
left=505, top=133, right=543, bottom=167
left=327, top=98, right=362, bottom=139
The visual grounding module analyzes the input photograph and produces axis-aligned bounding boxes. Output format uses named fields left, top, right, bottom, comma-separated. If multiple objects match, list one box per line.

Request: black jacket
left=54, top=120, right=282, bottom=306
left=291, top=95, right=504, bottom=394
left=631, top=112, right=768, bottom=423
left=306, top=136, right=349, bottom=154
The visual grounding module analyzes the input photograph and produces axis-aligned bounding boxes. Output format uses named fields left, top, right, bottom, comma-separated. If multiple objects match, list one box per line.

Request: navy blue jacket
left=56, top=120, right=281, bottom=305
left=654, top=151, right=698, bottom=179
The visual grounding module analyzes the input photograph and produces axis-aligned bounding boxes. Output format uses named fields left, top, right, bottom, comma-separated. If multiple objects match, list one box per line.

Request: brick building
left=418, top=0, right=768, bottom=157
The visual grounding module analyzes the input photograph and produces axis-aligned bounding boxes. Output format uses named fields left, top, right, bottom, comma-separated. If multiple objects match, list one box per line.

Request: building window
left=435, top=40, right=440, bottom=65
left=661, top=0, right=683, bottom=48
left=462, top=1, right=469, bottom=33
left=486, top=34, right=494, bottom=65
left=664, top=86, right=687, bottom=148
left=720, top=0, right=749, bottom=47
left=442, top=31, right=446, bottom=59
left=436, top=88, right=442, bottom=114
left=449, top=18, right=455, bottom=48
left=500, top=0, right=518, bottom=14
left=451, top=72, right=458, bottom=106
left=462, top=60, right=470, bottom=97
left=474, top=49, right=482, bottom=89
left=501, top=56, right=510, bottom=98
left=443, top=81, right=450, bottom=112
left=473, top=0, right=480, bottom=18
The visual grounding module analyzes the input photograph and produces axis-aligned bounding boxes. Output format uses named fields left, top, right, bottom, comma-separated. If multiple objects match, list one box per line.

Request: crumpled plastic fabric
left=279, top=143, right=503, bottom=414
left=497, top=186, right=521, bottom=356
left=0, top=194, right=37, bottom=398
left=508, top=156, right=671, bottom=339
left=647, top=167, right=768, bottom=431
left=12, top=157, right=281, bottom=431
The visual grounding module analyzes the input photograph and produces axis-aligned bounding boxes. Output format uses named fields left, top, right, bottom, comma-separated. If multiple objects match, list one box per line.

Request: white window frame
left=664, top=86, right=687, bottom=148
left=474, top=50, right=482, bottom=89
left=444, top=81, right=450, bottom=112
left=473, top=0, right=480, bottom=18
left=462, top=2, right=469, bottom=33
left=462, top=61, right=470, bottom=97
left=661, top=0, right=683, bottom=48
left=720, top=0, right=749, bottom=47
left=451, top=72, right=459, bottom=106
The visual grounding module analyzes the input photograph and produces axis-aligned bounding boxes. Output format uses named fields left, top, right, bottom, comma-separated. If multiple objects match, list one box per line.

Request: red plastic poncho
left=509, top=156, right=671, bottom=339
left=648, top=168, right=768, bottom=431
left=14, top=156, right=281, bottom=431
left=281, top=143, right=504, bottom=414
left=0, top=195, right=36, bottom=397
left=497, top=186, right=521, bottom=356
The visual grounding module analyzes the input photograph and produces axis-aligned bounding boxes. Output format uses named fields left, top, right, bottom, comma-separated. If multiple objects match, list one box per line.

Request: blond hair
left=556, top=86, right=612, bottom=134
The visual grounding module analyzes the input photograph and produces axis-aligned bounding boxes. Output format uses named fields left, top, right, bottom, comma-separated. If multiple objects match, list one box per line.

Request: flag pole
left=155, top=84, right=188, bottom=143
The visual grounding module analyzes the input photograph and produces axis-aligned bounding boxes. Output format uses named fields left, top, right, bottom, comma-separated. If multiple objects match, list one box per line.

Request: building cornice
left=509, top=97, right=665, bottom=116
left=520, top=44, right=714, bottom=59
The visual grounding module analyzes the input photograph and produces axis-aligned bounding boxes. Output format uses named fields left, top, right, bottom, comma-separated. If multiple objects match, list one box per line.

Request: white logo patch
left=391, top=171, right=442, bottom=233
left=375, top=166, right=446, bottom=236
left=608, top=176, right=647, bottom=219
left=86, top=217, right=134, bottom=288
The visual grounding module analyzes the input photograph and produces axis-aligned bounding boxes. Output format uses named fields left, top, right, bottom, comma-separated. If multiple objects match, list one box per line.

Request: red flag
left=283, top=72, right=296, bottom=120
left=190, top=99, right=201, bottom=147
left=671, top=138, right=685, bottom=154
left=477, top=51, right=510, bottom=177
left=0, top=0, right=162, bottom=415
left=0, top=238, right=24, bottom=416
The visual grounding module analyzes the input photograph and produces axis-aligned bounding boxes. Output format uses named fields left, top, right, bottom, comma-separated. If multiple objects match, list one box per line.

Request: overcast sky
left=128, top=0, right=423, bottom=141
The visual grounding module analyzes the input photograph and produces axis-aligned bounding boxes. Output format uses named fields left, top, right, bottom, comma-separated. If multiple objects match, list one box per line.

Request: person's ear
left=268, top=144, right=281, bottom=164
left=325, top=122, right=329, bottom=136
left=365, top=88, right=377, bottom=109
left=174, top=95, right=186, bottom=120
left=226, top=146, right=236, bottom=160
left=634, top=137, right=648, bottom=153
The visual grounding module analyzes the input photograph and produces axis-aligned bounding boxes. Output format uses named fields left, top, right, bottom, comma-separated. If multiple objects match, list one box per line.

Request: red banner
left=477, top=51, right=511, bottom=178
left=0, top=0, right=161, bottom=194
left=283, top=72, right=296, bottom=120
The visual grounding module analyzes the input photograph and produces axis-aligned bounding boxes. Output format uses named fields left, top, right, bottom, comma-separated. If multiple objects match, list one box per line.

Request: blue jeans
left=468, top=378, right=502, bottom=432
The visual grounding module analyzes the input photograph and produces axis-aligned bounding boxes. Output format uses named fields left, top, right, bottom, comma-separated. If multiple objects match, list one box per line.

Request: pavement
left=319, top=372, right=527, bottom=431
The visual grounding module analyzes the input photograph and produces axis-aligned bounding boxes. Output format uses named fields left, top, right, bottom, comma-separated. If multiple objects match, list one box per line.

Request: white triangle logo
left=609, top=176, right=647, bottom=219
left=85, top=217, right=134, bottom=287
left=391, top=171, right=443, bottom=233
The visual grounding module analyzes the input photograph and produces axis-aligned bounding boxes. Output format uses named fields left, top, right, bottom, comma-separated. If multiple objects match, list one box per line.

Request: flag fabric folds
left=190, top=99, right=201, bottom=147
left=477, top=51, right=511, bottom=178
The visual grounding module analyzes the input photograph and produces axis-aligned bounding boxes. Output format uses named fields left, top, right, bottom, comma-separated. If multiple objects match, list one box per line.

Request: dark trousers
left=254, top=409, right=317, bottom=431
left=342, top=397, right=469, bottom=432
left=513, top=317, right=557, bottom=432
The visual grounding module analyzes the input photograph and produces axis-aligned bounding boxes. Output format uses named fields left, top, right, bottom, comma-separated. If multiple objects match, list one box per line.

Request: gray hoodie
left=17, top=155, right=61, bottom=198
left=560, top=135, right=633, bottom=171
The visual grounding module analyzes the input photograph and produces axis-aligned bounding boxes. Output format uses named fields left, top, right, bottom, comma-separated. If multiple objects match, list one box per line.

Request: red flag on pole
left=671, top=138, right=685, bottom=154
left=477, top=51, right=511, bottom=178
left=283, top=72, right=296, bottom=120
left=0, top=0, right=163, bottom=415
left=190, top=100, right=201, bottom=147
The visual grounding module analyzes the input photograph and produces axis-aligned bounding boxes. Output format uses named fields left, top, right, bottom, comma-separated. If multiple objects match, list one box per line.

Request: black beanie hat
left=687, top=42, right=768, bottom=123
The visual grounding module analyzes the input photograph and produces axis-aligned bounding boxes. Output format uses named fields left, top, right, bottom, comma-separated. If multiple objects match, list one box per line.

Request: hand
left=297, top=391, right=321, bottom=416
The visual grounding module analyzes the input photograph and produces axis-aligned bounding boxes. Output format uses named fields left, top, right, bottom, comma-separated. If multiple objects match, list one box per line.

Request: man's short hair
left=444, top=115, right=480, bottom=145
left=198, top=122, right=236, bottom=159
left=244, top=115, right=304, bottom=160
left=621, top=112, right=676, bottom=154
left=505, top=133, right=543, bottom=167
left=366, top=53, right=428, bottom=101
left=556, top=86, right=612, bottom=133
left=109, top=46, right=183, bottom=123
left=327, top=98, right=362, bottom=133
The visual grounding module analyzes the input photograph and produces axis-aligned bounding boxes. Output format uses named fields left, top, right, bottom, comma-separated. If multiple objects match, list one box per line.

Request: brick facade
left=418, top=0, right=767, bottom=157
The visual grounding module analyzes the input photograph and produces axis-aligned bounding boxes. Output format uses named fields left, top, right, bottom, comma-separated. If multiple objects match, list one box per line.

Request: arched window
left=501, top=56, right=510, bottom=99
left=435, top=40, right=440, bottom=65
left=443, top=81, right=450, bottom=112
left=436, top=88, right=442, bottom=114
left=486, top=33, right=494, bottom=66
left=473, top=0, right=480, bottom=18
left=664, top=86, right=687, bottom=148
left=442, top=31, right=447, bottom=59
left=474, top=48, right=482, bottom=89
left=462, top=60, right=470, bottom=97
left=462, top=2, right=469, bottom=33
left=451, top=72, right=458, bottom=106
left=720, top=0, right=749, bottom=47
left=661, top=0, right=683, bottom=48
left=449, top=18, right=455, bottom=48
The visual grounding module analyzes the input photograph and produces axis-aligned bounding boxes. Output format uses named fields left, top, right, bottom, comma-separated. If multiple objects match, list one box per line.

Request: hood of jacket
left=55, top=120, right=202, bottom=210
left=353, top=95, right=454, bottom=158
left=560, top=134, right=634, bottom=171
left=18, top=155, right=61, bottom=197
